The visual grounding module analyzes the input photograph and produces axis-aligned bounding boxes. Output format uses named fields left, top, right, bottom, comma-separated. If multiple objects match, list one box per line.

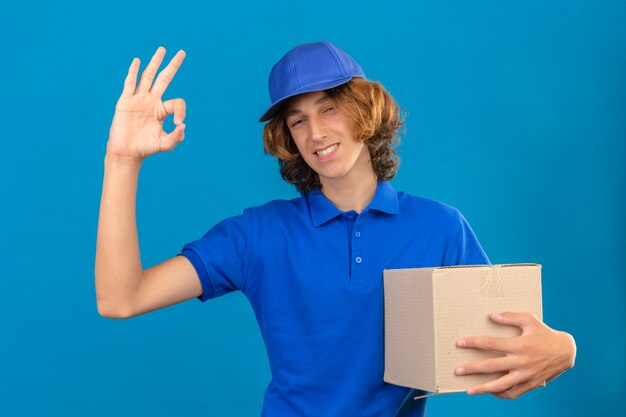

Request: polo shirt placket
left=347, top=210, right=367, bottom=283
left=305, top=182, right=402, bottom=288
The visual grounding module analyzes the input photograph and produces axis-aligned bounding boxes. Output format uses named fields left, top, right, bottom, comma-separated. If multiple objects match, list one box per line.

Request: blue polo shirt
left=180, top=181, right=490, bottom=417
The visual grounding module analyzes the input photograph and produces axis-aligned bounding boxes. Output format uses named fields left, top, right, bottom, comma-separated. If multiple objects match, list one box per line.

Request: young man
left=96, top=42, right=576, bottom=417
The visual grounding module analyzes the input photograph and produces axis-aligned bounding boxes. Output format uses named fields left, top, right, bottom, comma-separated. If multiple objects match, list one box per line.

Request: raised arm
left=95, top=47, right=202, bottom=319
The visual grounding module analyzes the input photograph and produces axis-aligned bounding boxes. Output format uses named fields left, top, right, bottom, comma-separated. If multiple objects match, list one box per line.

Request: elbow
left=95, top=271, right=138, bottom=319
left=96, top=297, right=135, bottom=319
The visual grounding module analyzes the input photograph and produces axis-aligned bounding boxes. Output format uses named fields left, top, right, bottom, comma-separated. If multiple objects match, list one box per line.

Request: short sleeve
left=443, top=210, right=491, bottom=266
left=178, top=210, right=253, bottom=302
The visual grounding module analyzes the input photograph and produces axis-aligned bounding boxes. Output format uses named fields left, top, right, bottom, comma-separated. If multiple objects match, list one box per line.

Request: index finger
left=456, top=335, right=519, bottom=353
left=151, top=50, right=186, bottom=98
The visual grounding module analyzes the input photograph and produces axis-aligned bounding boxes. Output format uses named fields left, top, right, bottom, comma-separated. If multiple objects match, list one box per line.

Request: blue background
left=1, top=0, right=624, bottom=416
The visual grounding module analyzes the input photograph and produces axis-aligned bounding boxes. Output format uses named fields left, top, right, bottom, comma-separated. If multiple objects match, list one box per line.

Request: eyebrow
left=284, top=95, right=332, bottom=120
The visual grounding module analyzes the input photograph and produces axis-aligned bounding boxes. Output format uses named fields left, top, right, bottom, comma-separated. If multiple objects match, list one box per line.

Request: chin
left=318, top=170, right=350, bottom=182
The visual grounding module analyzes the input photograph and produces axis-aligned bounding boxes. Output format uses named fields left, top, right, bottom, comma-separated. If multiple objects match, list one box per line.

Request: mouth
left=314, top=143, right=339, bottom=157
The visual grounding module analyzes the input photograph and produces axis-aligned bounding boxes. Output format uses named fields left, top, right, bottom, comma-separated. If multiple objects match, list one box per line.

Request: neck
left=320, top=171, right=378, bottom=213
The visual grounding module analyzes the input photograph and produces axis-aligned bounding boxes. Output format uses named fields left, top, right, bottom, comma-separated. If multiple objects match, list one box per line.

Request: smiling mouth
left=315, top=143, right=339, bottom=156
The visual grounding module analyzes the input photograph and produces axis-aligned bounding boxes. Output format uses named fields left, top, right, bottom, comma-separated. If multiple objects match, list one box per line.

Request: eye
left=290, top=118, right=304, bottom=128
left=323, top=106, right=336, bottom=113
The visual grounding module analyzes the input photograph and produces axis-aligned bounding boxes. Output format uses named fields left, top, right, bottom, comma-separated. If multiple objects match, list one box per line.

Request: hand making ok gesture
left=107, top=47, right=187, bottom=160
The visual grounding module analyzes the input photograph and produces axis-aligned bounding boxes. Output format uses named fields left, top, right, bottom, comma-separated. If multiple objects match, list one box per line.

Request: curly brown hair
left=263, top=78, right=404, bottom=192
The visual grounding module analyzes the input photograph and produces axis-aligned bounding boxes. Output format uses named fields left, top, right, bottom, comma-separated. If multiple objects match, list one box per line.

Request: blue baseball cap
left=259, top=41, right=366, bottom=122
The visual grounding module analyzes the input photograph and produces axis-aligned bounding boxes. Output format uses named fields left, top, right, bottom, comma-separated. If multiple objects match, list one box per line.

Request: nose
left=308, top=116, right=327, bottom=142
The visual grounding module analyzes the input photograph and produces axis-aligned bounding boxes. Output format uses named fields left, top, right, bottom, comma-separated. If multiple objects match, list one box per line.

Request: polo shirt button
left=355, top=231, right=361, bottom=238
left=355, top=256, right=363, bottom=264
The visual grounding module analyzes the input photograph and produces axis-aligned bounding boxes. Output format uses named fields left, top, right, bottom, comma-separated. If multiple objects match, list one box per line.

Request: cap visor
left=258, top=76, right=358, bottom=122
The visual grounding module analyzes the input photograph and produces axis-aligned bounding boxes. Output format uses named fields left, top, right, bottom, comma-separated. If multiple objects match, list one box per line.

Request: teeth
left=317, top=144, right=338, bottom=156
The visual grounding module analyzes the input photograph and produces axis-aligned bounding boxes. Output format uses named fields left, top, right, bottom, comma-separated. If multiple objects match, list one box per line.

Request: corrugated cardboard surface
left=383, top=268, right=436, bottom=389
left=383, top=264, right=542, bottom=394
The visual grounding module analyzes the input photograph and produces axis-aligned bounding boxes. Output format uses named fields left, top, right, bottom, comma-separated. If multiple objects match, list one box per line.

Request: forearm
left=95, top=153, right=144, bottom=317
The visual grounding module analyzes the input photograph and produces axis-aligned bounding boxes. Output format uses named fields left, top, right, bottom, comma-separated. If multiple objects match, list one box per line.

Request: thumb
left=159, top=123, right=186, bottom=152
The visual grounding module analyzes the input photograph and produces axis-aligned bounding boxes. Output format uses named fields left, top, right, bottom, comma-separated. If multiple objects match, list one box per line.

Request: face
left=285, top=90, right=373, bottom=187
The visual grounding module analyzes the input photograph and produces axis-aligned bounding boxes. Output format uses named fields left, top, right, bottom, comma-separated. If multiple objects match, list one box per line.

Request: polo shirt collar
left=304, top=181, right=399, bottom=227
left=368, top=181, right=400, bottom=215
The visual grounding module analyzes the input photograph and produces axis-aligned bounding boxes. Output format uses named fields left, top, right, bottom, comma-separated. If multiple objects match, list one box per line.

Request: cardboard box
left=383, top=264, right=542, bottom=396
